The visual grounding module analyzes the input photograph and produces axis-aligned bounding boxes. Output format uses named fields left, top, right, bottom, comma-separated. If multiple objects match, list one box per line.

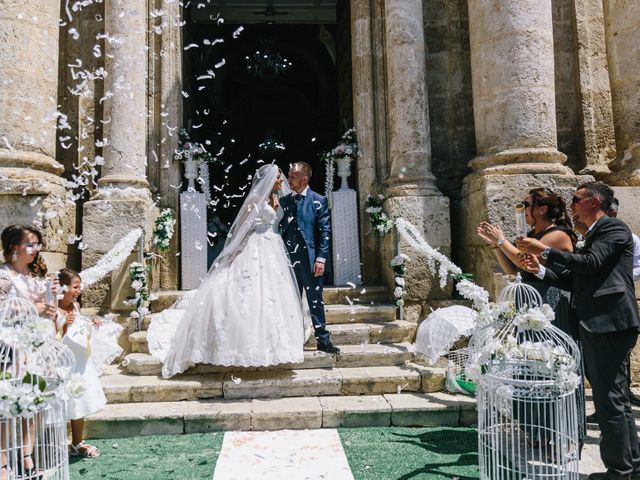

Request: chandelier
left=245, top=50, right=292, bottom=79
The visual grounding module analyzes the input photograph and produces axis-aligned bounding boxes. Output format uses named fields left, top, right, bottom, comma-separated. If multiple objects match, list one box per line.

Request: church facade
left=0, top=0, right=639, bottom=325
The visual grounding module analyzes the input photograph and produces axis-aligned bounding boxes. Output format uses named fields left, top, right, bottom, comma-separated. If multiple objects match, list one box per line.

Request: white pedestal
left=180, top=191, right=208, bottom=290
left=331, top=189, right=362, bottom=286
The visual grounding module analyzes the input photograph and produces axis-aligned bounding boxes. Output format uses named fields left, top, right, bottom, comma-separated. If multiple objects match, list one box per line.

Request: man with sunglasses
left=517, top=182, right=640, bottom=480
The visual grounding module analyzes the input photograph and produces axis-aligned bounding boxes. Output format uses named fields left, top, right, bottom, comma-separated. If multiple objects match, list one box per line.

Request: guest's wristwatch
left=540, top=247, right=551, bottom=260
left=497, top=238, right=505, bottom=247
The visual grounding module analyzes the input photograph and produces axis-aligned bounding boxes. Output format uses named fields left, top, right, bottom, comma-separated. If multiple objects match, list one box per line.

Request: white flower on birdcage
left=513, top=304, right=554, bottom=331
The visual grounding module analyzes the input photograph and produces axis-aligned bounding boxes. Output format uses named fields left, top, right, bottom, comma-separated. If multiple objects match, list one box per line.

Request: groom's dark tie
left=294, top=193, right=302, bottom=206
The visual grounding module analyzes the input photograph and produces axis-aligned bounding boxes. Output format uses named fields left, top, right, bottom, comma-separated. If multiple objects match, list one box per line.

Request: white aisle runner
left=212, top=429, right=355, bottom=480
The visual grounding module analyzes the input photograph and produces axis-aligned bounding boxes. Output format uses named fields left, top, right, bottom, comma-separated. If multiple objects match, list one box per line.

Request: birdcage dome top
left=497, top=273, right=543, bottom=309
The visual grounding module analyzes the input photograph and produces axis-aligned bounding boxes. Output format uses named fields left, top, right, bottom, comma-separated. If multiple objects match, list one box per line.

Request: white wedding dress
left=151, top=172, right=308, bottom=377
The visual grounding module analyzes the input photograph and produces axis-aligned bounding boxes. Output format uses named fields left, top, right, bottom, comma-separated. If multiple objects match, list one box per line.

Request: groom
left=281, top=162, right=339, bottom=354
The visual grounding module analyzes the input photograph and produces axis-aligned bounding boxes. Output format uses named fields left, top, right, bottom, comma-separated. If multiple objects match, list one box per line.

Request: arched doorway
left=182, top=1, right=353, bottom=272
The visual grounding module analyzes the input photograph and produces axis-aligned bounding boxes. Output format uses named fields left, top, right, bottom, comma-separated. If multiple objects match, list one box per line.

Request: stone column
left=467, top=0, right=570, bottom=174
left=0, top=0, right=75, bottom=269
left=383, top=0, right=438, bottom=195
left=603, top=0, right=640, bottom=185
left=381, top=0, right=451, bottom=321
left=351, top=0, right=382, bottom=283
left=82, top=0, right=156, bottom=310
left=457, top=0, right=589, bottom=295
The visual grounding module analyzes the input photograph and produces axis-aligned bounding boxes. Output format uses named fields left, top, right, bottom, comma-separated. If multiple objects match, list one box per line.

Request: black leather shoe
left=317, top=342, right=340, bottom=354
left=587, top=473, right=613, bottom=480
left=586, top=412, right=598, bottom=424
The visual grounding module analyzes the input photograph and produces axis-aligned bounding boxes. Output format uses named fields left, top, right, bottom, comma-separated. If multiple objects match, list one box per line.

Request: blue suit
left=280, top=188, right=331, bottom=345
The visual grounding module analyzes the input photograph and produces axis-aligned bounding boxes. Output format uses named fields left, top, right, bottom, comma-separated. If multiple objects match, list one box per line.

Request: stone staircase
left=85, top=286, right=477, bottom=438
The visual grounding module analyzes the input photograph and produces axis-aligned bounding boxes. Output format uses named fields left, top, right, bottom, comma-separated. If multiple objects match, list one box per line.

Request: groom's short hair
left=292, top=162, right=312, bottom=179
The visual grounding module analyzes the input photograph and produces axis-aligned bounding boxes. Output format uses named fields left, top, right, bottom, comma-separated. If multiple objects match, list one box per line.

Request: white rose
left=395, top=277, right=406, bottom=287
left=66, top=374, right=86, bottom=399
left=393, top=287, right=404, bottom=298
left=131, top=280, right=143, bottom=291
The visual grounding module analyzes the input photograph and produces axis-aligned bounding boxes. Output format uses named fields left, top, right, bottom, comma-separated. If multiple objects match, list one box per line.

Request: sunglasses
left=520, top=201, right=531, bottom=208
left=571, top=195, right=591, bottom=205
left=21, top=242, right=42, bottom=250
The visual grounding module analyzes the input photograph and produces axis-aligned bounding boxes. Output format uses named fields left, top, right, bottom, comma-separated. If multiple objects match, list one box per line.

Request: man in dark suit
left=517, top=182, right=640, bottom=480
left=280, top=162, right=339, bottom=354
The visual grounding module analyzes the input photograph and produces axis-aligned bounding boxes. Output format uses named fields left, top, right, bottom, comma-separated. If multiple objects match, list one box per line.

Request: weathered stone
left=369, top=320, right=417, bottom=344
left=222, top=369, right=342, bottom=399
left=183, top=399, right=251, bottom=433
left=384, top=392, right=460, bottom=427
left=467, top=0, right=569, bottom=174
left=335, top=343, right=413, bottom=368
left=324, top=285, right=388, bottom=304
left=251, top=397, right=323, bottom=430
left=101, top=372, right=223, bottom=403
left=325, top=304, right=396, bottom=324
left=320, top=395, right=391, bottom=427
left=603, top=0, right=640, bottom=184
left=339, top=365, right=421, bottom=395
left=85, top=401, right=185, bottom=438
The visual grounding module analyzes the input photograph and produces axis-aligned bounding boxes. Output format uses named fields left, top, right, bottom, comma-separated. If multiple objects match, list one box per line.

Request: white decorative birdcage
left=0, top=294, right=76, bottom=479
left=466, top=276, right=582, bottom=479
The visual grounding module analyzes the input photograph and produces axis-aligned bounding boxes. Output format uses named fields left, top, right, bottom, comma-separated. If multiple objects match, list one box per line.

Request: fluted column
left=82, top=0, right=156, bottom=310
left=603, top=0, right=640, bottom=185
left=0, top=0, right=74, bottom=269
left=467, top=0, right=570, bottom=174
left=383, top=0, right=439, bottom=195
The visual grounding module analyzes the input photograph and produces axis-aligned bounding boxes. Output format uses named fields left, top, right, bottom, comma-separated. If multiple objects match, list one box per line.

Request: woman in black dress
left=477, top=187, right=586, bottom=453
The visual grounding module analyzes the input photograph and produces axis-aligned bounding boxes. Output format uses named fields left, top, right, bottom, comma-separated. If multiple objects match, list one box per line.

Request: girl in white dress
left=56, top=269, right=107, bottom=458
left=154, top=164, right=308, bottom=378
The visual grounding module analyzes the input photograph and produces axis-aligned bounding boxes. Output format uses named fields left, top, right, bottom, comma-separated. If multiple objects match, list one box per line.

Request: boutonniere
left=575, top=240, right=586, bottom=252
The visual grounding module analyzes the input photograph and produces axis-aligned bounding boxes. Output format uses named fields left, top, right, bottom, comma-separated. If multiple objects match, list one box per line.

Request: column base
left=82, top=189, right=157, bottom=311
left=606, top=142, right=640, bottom=186
left=455, top=171, right=593, bottom=296
left=469, top=147, right=571, bottom=175
left=381, top=193, right=451, bottom=322
left=0, top=167, right=74, bottom=271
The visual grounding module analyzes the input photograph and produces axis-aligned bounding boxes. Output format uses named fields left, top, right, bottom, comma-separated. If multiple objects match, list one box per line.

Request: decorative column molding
left=382, top=0, right=439, bottom=196
left=0, top=0, right=74, bottom=270
left=467, top=0, right=570, bottom=175
left=603, top=0, right=640, bottom=185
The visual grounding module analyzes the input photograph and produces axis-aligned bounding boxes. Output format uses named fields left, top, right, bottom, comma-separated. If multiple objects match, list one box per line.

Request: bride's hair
left=528, top=187, right=576, bottom=242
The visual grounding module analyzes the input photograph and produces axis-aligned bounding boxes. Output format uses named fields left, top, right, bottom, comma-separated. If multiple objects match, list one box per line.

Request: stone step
left=142, top=303, right=397, bottom=331
left=129, top=320, right=416, bottom=354
left=123, top=343, right=415, bottom=376
left=102, top=363, right=446, bottom=403
left=150, top=286, right=389, bottom=313
left=85, top=392, right=477, bottom=439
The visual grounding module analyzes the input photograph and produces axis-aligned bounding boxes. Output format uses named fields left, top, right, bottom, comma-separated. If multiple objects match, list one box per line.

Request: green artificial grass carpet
left=69, top=432, right=224, bottom=480
left=339, top=426, right=480, bottom=480
left=69, top=427, right=479, bottom=479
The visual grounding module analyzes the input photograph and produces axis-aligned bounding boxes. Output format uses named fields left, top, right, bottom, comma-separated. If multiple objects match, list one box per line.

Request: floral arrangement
left=125, top=262, right=151, bottom=323
left=365, top=194, right=394, bottom=237
left=323, top=151, right=336, bottom=208
left=323, top=128, right=359, bottom=200
left=390, top=254, right=409, bottom=307
left=80, top=228, right=144, bottom=289
left=152, top=209, right=176, bottom=253
left=173, top=129, right=215, bottom=164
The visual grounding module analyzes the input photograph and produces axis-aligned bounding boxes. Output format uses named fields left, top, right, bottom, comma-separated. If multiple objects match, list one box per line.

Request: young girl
left=56, top=269, right=107, bottom=458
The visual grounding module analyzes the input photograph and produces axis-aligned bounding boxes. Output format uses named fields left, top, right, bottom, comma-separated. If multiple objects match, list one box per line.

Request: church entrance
left=182, top=1, right=353, bottom=273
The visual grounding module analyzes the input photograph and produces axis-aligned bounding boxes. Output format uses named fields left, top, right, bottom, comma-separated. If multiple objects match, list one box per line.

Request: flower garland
left=173, top=129, right=215, bottom=164
left=79, top=228, right=144, bottom=288
left=323, top=152, right=335, bottom=208
left=152, top=210, right=176, bottom=254
left=197, top=160, right=212, bottom=206
left=258, top=139, right=285, bottom=154
left=365, top=194, right=394, bottom=237
left=390, top=254, right=409, bottom=307
left=125, top=262, right=151, bottom=323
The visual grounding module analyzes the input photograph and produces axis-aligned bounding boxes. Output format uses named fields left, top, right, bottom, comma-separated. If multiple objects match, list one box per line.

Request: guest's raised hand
left=92, top=317, right=103, bottom=328
left=519, top=253, right=541, bottom=274
left=65, top=310, right=76, bottom=327
left=477, top=222, right=505, bottom=245
left=515, top=237, right=545, bottom=255
left=36, top=302, right=56, bottom=318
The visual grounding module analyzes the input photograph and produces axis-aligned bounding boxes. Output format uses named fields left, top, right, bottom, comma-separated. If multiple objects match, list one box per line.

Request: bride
left=152, top=164, right=308, bottom=378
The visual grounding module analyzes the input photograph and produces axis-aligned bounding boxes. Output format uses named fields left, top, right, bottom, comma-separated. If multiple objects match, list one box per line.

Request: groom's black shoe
left=317, top=341, right=340, bottom=354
